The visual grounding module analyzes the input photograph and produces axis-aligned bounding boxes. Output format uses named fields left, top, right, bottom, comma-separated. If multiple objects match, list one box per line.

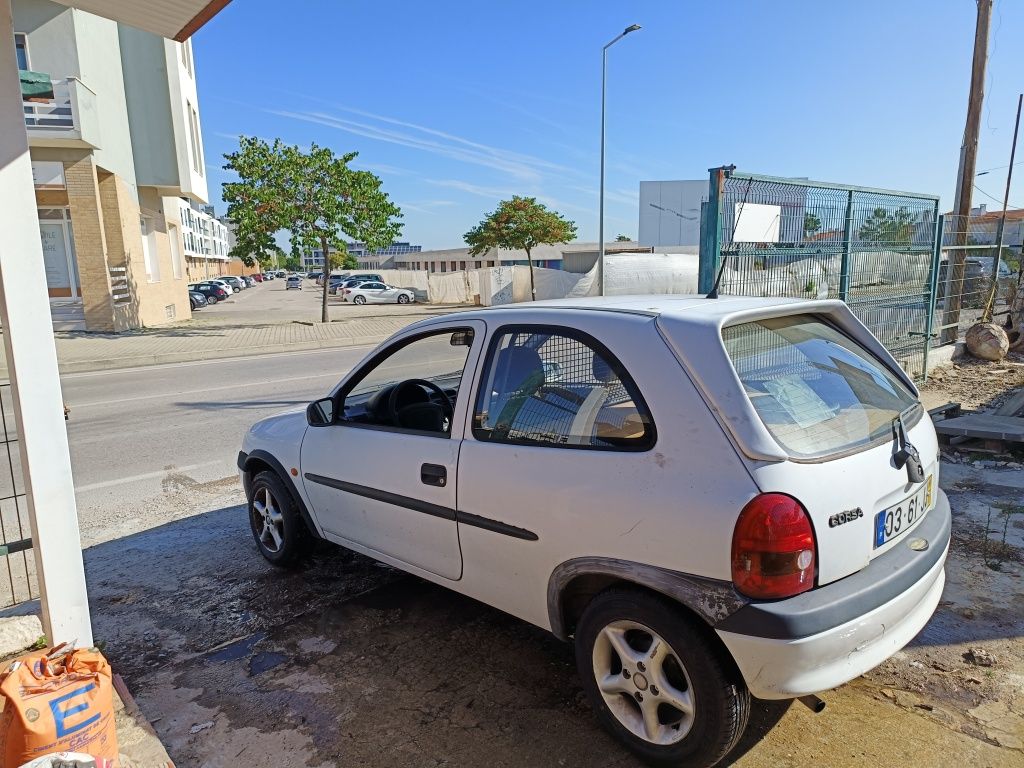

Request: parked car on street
left=238, top=295, right=949, bottom=767
left=328, top=277, right=360, bottom=295
left=251, top=274, right=263, bottom=283
left=209, top=279, right=236, bottom=294
left=189, top=282, right=228, bottom=303
left=343, top=281, right=414, bottom=304
left=307, top=271, right=323, bottom=283
left=285, top=275, right=303, bottom=290
left=262, top=273, right=275, bottom=281
left=275, top=270, right=287, bottom=278
left=223, top=276, right=246, bottom=291
left=188, top=290, right=208, bottom=310
left=243, top=276, right=257, bottom=287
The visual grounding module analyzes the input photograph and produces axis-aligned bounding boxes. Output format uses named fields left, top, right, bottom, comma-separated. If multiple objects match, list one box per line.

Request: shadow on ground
left=78, top=505, right=806, bottom=766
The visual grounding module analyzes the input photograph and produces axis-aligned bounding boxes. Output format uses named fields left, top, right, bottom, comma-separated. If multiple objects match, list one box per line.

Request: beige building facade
left=15, top=0, right=213, bottom=331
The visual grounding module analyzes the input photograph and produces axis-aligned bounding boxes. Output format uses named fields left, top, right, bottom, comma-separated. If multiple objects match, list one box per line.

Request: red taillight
left=731, top=493, right=816, bottom=599
left=344, top=289, right=351, bottom=294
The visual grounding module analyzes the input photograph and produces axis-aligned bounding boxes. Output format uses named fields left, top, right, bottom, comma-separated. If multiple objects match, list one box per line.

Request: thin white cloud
left=267, top=107, right=586, bottom=184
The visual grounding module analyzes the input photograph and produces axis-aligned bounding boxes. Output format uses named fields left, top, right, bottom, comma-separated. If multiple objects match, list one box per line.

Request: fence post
left=699, top=166, right=728, bottom=294
left=839, top=189, right=855, bottom=301
left=921, top=210, right=944, bottom=382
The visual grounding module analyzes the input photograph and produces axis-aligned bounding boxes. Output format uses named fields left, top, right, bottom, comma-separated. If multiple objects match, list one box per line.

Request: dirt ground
left=38, top=353, right=1022, bottom=767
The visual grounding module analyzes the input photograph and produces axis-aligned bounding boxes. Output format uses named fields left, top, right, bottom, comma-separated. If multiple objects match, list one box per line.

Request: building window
left=14, top=34, right=29, bottom=70
left=187, top=102, right=204, bottom=175
left=180, top=40, right=193, bottom=78
left=459, top=261, right=467, bottom=271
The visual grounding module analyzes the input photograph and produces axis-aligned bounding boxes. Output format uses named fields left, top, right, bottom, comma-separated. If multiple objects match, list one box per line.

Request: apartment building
left=15, top=0, right=212, bottom=330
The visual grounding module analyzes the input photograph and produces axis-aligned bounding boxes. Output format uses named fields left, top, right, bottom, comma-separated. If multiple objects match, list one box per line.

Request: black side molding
left=457, top=511, right=538, bottom=541
left=304, top=473, right=456, bottom=521
left=303, top=472, right=538, bottom=541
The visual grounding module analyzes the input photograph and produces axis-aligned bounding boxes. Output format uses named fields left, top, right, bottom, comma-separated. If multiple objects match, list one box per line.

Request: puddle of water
left=206, top=631, right=266, bottom=662
left=249, top=651, right=288, bottom=676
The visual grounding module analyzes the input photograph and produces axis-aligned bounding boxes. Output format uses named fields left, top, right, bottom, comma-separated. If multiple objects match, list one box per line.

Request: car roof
left=432, top=294, right=814, bottom=325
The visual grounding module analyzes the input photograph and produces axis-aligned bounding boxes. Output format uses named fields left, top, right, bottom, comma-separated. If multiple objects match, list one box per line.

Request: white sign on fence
left=733, top=202, right=781, bottom=243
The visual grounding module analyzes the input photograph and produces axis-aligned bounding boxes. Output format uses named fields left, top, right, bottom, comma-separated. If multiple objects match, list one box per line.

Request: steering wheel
left=387, top=379, right=455, bottom=431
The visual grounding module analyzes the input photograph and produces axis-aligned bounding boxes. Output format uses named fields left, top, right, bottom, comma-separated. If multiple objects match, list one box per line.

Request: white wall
left=638, top=180, right=707, bottom=247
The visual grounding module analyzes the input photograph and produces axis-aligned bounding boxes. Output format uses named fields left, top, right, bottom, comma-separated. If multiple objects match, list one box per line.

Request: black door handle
left=421, top=463, right=447, bottom=487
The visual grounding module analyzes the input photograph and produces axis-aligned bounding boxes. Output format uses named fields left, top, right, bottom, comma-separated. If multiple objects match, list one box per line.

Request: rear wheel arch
left=548, top=557, right=748, bottom=641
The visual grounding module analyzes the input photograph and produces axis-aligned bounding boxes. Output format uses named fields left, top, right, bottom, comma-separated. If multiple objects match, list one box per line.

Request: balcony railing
left=23, top=77, right=100, bottom=148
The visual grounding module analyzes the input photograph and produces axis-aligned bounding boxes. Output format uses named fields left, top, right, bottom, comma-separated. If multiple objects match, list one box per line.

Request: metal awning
left=48, top=0, right=230, bottom=41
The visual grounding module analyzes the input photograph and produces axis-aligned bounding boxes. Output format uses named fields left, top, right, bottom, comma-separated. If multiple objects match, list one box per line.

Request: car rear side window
left=473, top=327, right=655, bottom=450
left=722, top=314, right=917, bottom=459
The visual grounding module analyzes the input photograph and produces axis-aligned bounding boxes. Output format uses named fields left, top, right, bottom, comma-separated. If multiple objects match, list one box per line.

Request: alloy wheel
left=592, top=619, right=695, bottom=745
left=252, top=486, right=285, bottom=553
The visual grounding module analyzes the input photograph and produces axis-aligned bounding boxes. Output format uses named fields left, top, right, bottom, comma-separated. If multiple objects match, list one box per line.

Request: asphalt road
left=63, top=344, right=373, bottom=544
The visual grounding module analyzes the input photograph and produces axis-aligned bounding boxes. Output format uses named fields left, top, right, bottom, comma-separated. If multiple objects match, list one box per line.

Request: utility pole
left=982, top=93, right=1022, bottom=322
left=941, top=0, right=992, bottom=343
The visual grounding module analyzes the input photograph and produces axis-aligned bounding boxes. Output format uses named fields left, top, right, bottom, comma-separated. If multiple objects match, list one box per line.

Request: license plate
left=874, top=476, right=933, bottom=549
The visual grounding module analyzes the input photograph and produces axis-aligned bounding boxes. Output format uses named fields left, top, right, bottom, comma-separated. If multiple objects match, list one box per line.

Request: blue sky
left=193, top=0, right=1024, bottom=250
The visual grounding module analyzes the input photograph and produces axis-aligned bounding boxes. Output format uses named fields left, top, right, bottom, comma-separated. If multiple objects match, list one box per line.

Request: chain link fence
left=934, top=213, right=1021, bottom=346
left=700, top=170, right=941, bottom=379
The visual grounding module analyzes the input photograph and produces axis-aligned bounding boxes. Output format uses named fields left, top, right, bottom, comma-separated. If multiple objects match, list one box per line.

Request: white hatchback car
left=238, top=296, right=948, bottom=767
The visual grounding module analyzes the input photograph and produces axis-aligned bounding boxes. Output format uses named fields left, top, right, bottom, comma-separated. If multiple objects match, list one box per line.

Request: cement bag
left=19, top=752, right=114, bottom=768
left=0, top=645, right=118, bottom=767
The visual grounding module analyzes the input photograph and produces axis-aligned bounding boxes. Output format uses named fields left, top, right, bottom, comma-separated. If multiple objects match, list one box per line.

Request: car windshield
left=722, top=314, right=917, bottom=458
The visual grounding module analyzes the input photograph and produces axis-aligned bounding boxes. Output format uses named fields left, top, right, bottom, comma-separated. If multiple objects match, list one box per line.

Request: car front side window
left=337, top=329, right=475, bottom=436
left=472, top=326, right=655, bottom=450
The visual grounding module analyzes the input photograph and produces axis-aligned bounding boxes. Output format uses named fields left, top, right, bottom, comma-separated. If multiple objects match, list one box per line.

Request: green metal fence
left=699, top=168, right=942, bottom=380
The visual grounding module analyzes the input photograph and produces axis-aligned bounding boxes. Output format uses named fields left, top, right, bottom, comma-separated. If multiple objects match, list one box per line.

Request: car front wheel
left=397, top=294, right=410, bottom=304
left=248, top=471, right=310, bottom=568
left=575, top=588, right=750, bottom=768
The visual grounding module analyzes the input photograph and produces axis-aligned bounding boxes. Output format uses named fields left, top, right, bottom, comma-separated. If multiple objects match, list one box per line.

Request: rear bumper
left=715, top=490, right=950, bottom=699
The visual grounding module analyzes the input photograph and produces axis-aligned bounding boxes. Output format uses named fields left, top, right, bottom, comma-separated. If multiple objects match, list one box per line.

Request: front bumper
left=715, top=490, right=950, bottom=699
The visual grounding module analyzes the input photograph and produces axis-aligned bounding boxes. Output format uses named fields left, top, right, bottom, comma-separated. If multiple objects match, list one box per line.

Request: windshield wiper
left=892, top=410, right=925, bottom=483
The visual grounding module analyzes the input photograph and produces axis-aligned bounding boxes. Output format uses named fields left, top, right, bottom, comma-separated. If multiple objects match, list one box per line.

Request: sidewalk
left=0, top=306, right=462, bottom=376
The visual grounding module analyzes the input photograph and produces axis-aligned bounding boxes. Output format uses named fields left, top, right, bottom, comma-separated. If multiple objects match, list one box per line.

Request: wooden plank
left=934, top=413, right=1024, bottom=441
left=995, top=390, right=1024, bottom=417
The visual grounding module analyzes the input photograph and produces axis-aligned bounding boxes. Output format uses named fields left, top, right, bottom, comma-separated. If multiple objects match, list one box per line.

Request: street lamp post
left=599, top=23, right=641, bottom=296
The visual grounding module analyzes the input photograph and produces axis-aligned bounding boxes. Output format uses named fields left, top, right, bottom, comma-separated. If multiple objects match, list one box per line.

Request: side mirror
left=307, top=397, right=335, bottom=426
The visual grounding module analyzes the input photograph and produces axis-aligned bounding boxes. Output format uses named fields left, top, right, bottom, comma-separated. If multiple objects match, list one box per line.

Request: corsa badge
left=828, top=508, right=863, bottom=528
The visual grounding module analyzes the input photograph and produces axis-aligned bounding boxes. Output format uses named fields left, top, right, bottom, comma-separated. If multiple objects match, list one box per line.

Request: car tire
left=248, top=470, right=311, bottom=568
left=353, top=295, right=366, bottom=305
left=208, top=296, right=218, bottom=305
left=575, top=588, right=750, bottom=768
left=397, top=294, right=410, bottom=304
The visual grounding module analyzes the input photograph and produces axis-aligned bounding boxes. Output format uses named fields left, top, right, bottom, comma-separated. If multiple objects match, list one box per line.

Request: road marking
left=59, top=343, right=376, bottom=380
left=74, top=460, right=227, bottom=493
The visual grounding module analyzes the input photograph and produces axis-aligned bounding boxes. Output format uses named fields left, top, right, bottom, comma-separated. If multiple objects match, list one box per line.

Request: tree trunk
left=526, top=247, right=537, bottom=301
left=320, top=237, right=330, bottom=323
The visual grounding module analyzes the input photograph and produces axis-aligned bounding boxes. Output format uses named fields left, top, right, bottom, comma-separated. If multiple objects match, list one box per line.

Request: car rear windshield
left=722, top=314, right=917, bottom=459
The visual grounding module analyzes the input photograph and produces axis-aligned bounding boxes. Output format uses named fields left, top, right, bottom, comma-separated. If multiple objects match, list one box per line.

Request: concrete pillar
left=0, top=0, right=93, bottom=646
left=65, top=157, right=115, bottom=332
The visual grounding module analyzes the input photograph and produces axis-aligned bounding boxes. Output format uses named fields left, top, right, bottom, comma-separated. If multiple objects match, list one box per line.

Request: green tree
left=223, top=137, right=402, bottom=322
left=222, top=137, right=290, bottom=269
left=464, top=196, right=577, bottom=300
left=281, top=255, right=302, bottom=272
left=858, top=206, right=917, bottom=246
left=803, top=212, right=821, bottom=239
left=615, top=233, right=631, bottom=242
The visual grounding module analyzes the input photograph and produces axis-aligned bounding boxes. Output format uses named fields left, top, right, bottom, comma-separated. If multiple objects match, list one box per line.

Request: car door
left=299, top=321, right=486, bottom=580
left=362, top=282, right=388, bottom=302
